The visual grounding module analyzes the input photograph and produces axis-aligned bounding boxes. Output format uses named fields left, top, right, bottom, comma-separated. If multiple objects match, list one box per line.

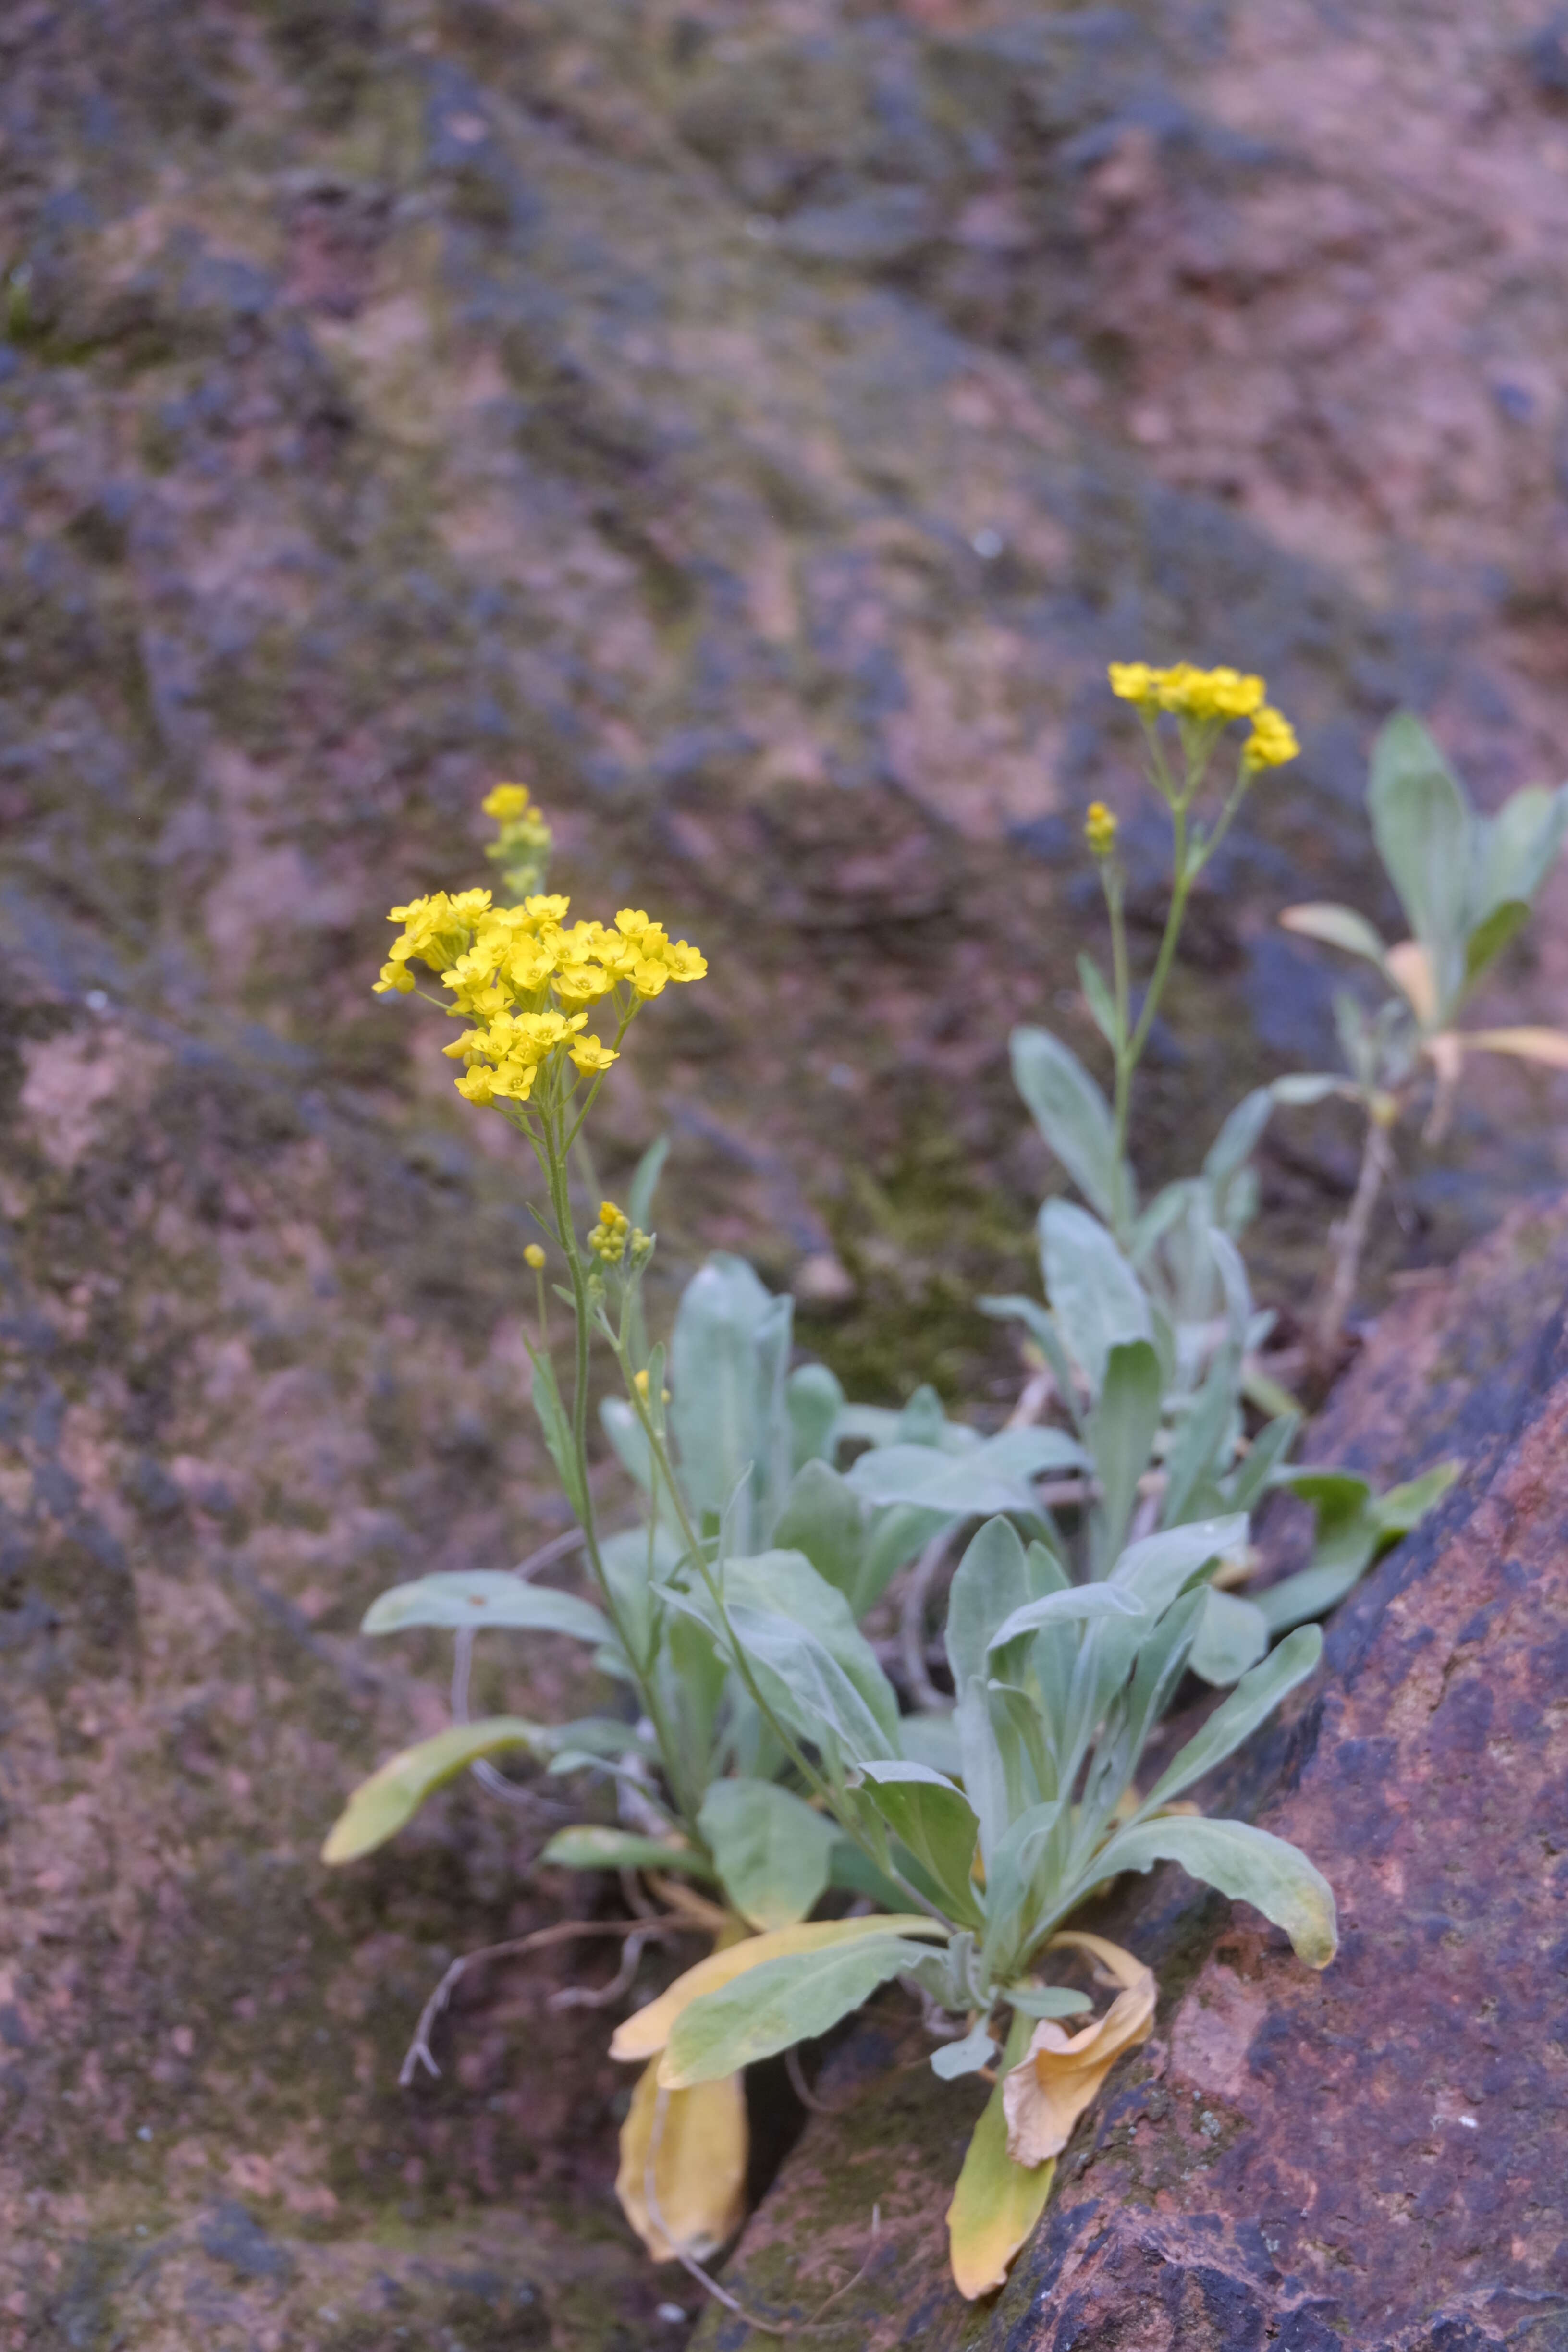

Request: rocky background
left=3, top=2, right=1568, bottom=2346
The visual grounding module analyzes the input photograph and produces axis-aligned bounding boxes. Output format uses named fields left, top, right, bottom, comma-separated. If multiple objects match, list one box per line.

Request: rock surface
left=4, top=2, right=1568, bottom=2347
left=693, top=1199, right=1568, bottom=2351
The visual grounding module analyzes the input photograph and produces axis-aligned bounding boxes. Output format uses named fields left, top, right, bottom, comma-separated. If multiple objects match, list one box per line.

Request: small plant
left=1278, top=713, right=1568, bottom=1360
left=610, top=1509, right=1337, bottom=2299
left=980, top=666, right=1454, bottom=1687
left=322, top=790, right=1080, bottom=2263
left=318, top=676, right=1477, bottom=2312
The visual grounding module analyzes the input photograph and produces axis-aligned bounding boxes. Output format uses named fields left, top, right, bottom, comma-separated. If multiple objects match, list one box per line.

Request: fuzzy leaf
left=697, top=1779, right=838, bottom=1932
left=1369, top=712, right=1470, bottom=1003
left=529, top=1350, right=585, bottom=1517
left=845, top=1427, right=1082, bottom=1519
left=362, top=1572, right=612, bottom=1645
left=772, top=1458, right=867, bottom=1605
left=1109, top=1515, right=1248, bottom=1615
left=785, top=1361, right=845, bottom=1469
left=1077, top=954, right=1119, bottom=1049
left=1188, top=1589, right=1270, bottom=1686
left=1089, top=1338, right=1162, bottom=1562
left=856, top=1760, right=982, bottom=1925
left=931, top=2021, right=999, bottom=2080
left=542, top=1826, right=715, bottom=1877
left=660, top=1934, right=943, bottom=2087
left=1010, top=1026, right=1123, bottom=1225
left=1090, top=1815, right=1338, bottom=1967
left=322, top=1718, right=548, bottom=1864
left=1041, top=1201, right=1151, bottom=1395
left=612, top=1915, right=946, bottom=2065
left=1139, top=1626, right=1323, bottom=1813
left=987, top=1582, right=1145, bottom=1654
left=1278, top=903, right=1388, bottom=965
left=669, top=1253, right=793, bottom=1540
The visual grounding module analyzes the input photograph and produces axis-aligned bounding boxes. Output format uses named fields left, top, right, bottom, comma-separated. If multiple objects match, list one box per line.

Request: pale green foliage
left=1284, top=714, right=1568, bottom=1101
left=664, top=1513, right=1336, bottom=2084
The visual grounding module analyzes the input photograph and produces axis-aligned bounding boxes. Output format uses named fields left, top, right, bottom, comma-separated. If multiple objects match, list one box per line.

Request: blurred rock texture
left=3, top=0, right=1568, bottom=2344
left=697, top=1201, right=1568, bottom=2352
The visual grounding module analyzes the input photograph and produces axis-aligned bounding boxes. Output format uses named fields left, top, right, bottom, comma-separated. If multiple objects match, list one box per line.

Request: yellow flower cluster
left=482, top=783, right=533, bottom=821
left=1109, top=661, right=1298, bottom=770
left=1242, top=706, right=1299, bottom=769
left=1109, top=662, right=1264, bottom=720
left=374, top=888, right=706, bottom=1109
left=1084, top=801, right=1118, bottom=858
left=588, top=1200, right=631, bottom=1263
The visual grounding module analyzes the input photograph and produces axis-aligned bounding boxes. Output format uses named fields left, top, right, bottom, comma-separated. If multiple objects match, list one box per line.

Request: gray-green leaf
left=1138, top=1625, right=1323, bottom=1814
left=663, top=1935, right=944, bottom=2086
left=1188, top=1588, right=1269, bottom=1686
left=1089, top=1814, right=1337, bottom=1967
left=698, top=1779, right=839, bottom=1931
left=1011, top=1026, right=1124, bottom=1226
left=1368, top=712, right=1469, bottom=1009
left=1041, top=1201, right=1151, bottom=1395
left=361, top=1573, right=612, bottom=1646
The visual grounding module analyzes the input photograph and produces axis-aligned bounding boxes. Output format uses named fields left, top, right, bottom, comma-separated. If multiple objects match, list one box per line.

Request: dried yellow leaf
left=1385, top=939, right=1438, bottom=1026
left=946, top=2016, right=1054, bottom=2301
left=1463, top=1025, right=1568, bottom=1069
left=1002, top=1932, right=1156, bottom=2168
left=615, top=2058, right=747, bottom=2262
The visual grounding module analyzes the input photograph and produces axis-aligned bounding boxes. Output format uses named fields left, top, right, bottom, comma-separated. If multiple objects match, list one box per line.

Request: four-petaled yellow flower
left=569, top=1035, right=619, bottom=1075
left=1085, top=801, right=1118, bottom=858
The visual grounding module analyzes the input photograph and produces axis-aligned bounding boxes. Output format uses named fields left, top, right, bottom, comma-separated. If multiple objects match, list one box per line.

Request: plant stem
left=539, top=1101, right=698, bottom=1838
left=1112, top=805, right=1190, bottom=1171
left=1311, top=1109, right=1393, bottom=1366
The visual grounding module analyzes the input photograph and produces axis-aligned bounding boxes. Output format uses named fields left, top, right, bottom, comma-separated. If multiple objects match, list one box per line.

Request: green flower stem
left=1111, top=802, right=1191, bottom=1170
left=536, top=1093, right=699, bottom=1841
left=1190, top=759, right=1255, bottom=878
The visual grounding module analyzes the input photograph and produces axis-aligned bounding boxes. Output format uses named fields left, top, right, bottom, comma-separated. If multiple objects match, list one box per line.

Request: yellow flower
left=569, top=1035, right=619, bottom=1074
left=662, top=939, right=707, bottom=983
left=1084, top=801, right=1118, bottom=858
left=1108, top=662, right=1159, bottom=707
left=1243, top=705, right=1299, bottom=769
left=1202, top=667, right=1265, bottom=720
left=553, top=961, right=615, bottom=1010
left=482, top=782, right=533, bottom=821
left=524, top=1243, right=546, bottom=1269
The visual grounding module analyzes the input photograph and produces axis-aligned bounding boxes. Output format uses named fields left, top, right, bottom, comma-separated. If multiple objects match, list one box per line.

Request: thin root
left=400, top=1917, right=695, bottom=2087
left=548, top=1932, right=649, bottom=2011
